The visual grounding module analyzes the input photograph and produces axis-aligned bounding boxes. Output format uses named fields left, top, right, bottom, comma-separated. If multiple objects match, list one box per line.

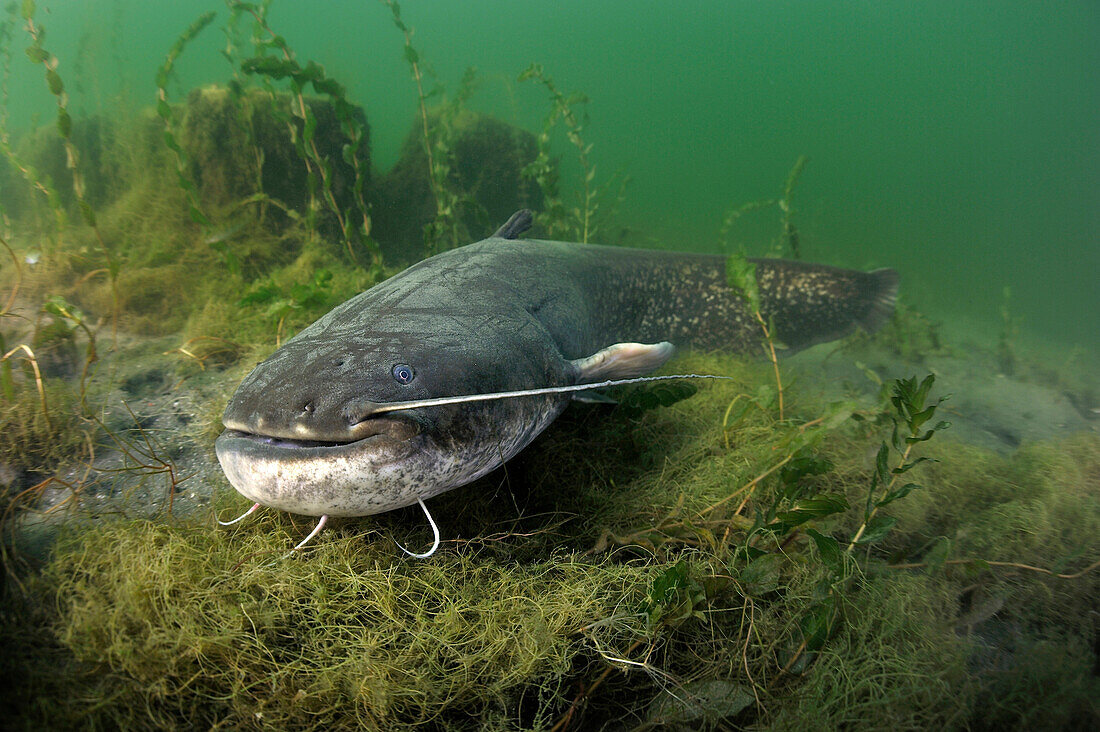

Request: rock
left=371, top=111, right=543, bottom=262
left=179, top=85, right=370, bottom=231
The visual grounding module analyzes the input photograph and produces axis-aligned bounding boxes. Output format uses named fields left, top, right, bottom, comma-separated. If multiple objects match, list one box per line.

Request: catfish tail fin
left=858, top=268, right=900, bottom=334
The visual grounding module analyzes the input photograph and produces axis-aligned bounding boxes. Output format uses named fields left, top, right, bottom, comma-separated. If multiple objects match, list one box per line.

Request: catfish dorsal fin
left=570, top=342, right=676, bottom=382
left=492, top=209, right=534, bottom=240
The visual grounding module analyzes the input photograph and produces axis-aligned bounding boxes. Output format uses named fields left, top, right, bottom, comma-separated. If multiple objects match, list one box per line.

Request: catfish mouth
left=215, top=413, right=427, bottom=517
left=219, top=415, right=420, bottom=451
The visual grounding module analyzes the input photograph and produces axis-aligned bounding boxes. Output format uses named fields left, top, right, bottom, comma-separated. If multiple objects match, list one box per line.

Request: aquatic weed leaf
left=725, top=252, right=760, bottom=312
left=907, top=420, right=951, bottom=444
left=877, top=481, right=920, bottom=507
left=874, top=442, right=891, bottom=485
left=855, top=514, right=897, bottom=545
left=241, top=55, right=290, bottom=78
left=771, top=494, right=849, bottom=534
left=42, top=295, right=84, bottom=324
left=237, top=283, right=280, bottom=306
left=648, top=560, right=689, bottom=607
left=644, top=560, right=706, bottom=628
left=739, top=553, right=783, bottom=596
left=806, top=528, right=843, bottom=577
left=893, top=456, right=936, bottom=475
left=799, top=596, right=836, bottom=652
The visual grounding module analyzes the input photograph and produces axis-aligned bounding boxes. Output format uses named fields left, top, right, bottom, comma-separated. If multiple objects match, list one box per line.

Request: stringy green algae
left=1, top=354, right=1096, bottom=729
left=48, top=520, right=646, bottom=729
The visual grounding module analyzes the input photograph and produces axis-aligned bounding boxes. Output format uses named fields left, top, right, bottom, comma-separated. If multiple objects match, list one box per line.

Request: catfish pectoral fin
left=571, top=341, right=676, bottom=382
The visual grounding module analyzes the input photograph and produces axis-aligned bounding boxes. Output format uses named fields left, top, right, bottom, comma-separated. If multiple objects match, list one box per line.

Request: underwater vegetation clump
left=37, top=520, right=647, bottom=729
left=0, top=353, right=1096, bottom=729
left=372, top=106, right=544, bottom=263
left=0, top=379, right=86, bottom=473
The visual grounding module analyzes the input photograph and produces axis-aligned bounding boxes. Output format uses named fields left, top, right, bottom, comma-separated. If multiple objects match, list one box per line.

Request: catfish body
left=216, top=219, right=897, bottom=517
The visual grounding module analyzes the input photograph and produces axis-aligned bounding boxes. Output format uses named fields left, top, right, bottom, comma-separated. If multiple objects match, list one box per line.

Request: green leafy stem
left=518, top=63, right=598, bottom=243
left=23, top=0, right=118, bottom=337
left=235, top=1, right=378, bottom=270
left=154, top=12, right=235, bottom=273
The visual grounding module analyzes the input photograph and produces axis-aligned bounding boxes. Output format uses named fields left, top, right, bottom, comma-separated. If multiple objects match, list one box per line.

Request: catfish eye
left=391, top=363, right=415, bottom=385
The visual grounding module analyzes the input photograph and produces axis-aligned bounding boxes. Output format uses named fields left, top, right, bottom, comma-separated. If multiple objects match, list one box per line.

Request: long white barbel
left=360, top=373, right=735, bottom=416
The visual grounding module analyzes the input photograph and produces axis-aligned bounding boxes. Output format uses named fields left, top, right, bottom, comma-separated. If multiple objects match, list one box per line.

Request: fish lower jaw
left=214, top=429, right=468, bottom=517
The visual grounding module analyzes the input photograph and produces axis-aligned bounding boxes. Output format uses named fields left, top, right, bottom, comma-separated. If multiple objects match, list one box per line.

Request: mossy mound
left=2, top=354, right=1096, bottom=729
left=35, top=518, right=647, bottom=729
left=0, top=115, right=126, bottom=223
left=372, top=110, right=543, bottom=262
left=179, top=84, right=370, bottom=232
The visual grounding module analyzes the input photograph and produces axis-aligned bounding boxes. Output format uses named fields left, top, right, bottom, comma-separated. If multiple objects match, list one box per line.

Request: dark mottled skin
left=216, top=235, right=897, bottom=516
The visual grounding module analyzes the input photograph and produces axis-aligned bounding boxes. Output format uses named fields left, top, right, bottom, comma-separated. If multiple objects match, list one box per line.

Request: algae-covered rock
left=0, top=115, right=125, bottom=226
left=178, top=85, right=370, bottom=230
left=372, top=110, right=543, bottom=262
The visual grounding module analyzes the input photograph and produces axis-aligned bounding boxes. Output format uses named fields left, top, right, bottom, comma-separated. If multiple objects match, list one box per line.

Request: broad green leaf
left=56, top=108, right=71, bottom=138
left=856, top=514, right=897, bottom=544
left=45, top=68, right=62, bottom=95
left=799, top=596, right=836, bottom=651
left=874, top=442, right=891, bottom=485
left=892, top=456, right=937, bottom=474
left=238, top=284, right=280, bottom=306
left=739, top=553, right=783, bottom=596
left=25, top=46, right=48, bottom=64
left=806, top=528, right=843, bottom=576
left=877, top=482, right=920, bottom=507
left=772, top=494, right=849, bottom=531
left=725, top=252, right=759, bottom=311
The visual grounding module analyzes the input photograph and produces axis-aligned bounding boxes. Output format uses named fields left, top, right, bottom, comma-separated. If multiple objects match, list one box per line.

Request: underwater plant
left=518, top=63, right=627, bottom=243
left=721, top=154, right=808, bottom=259
left=417, top=67, right=482, bottom=255
left=779, top=154, right=807, bottom=259
left=22, top=0, right=119, bottom=335
left=235, top=2, right=379, bottom=272
left=0, top=235, right=46, bottom=414
left=848, top=374, right=950, bottom=551
left=237, top=267, right=334, bottom=346
left=0, top=3, right=65, bottom=242
left=0, top=2, right=11, bottom=132
left=383, top=1, right=484, bottom=255
left=155, top=12, right=228, bottom=266
left=726, top=251, right=785, bottom=420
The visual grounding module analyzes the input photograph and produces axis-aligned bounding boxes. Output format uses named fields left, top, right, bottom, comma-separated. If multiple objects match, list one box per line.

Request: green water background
left=6, top=0, right=1098, bottom=350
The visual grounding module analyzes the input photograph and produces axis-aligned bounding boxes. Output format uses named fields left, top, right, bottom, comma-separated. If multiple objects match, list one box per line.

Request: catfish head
left=215, top=293, right=578, bottom=518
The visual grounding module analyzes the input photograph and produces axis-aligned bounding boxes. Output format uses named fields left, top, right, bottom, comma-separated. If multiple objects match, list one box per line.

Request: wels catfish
left=215, top=211, right=897, bottom=552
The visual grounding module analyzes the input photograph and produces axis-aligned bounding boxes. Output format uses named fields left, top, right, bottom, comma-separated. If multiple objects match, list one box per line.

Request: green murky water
left=5, top=0, right=1098, bottom=347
